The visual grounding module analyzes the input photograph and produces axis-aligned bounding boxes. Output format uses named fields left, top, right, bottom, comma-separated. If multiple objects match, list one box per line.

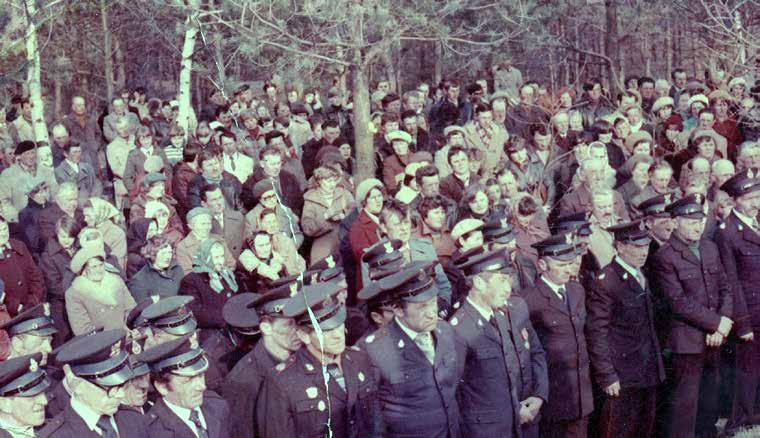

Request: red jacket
left=0, top=239, right=44, bottom=317
left=348, top=210, right=381, bottom=291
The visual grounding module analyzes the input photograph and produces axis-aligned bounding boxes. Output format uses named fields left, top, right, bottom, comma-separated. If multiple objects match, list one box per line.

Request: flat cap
left=607, top=220, right=651, bottom=246
left=186, top=207, right=212, bottom=223
left=56, top=329, right=133, bottom=387
left=0, top=303, right=56, bottom=337
left=140, top=296, right=197, bottom=336
left=141, top=172, right=166, bottom=186
left=355, top=178, right=383, bottom=205
left=708, top=89, right=734, bottom=103
left=14, top=141, right=36, bottom=156
left=652, top=96, right=675, bottom=114
left=688, top=94, right=709, bottom=108
left=70, top=244, right=106, bottom=274
left=136, top=334, right=208, bottom=377
left=0, top=353, right=49, bottom=397
left=624, top=130, right=653, bottom=152
left=252, top=179, right=279, bottom=202
left=720, top=169, right=760, bottom=198
left=443, top=126, right=466, bottom=137
left=451, top=218, right=485, bottom=242
left=387, top=130, right=412, bottom=144
left=665, top=193, right=705, bottom=219
left=282, top=282, right=346, bottom=331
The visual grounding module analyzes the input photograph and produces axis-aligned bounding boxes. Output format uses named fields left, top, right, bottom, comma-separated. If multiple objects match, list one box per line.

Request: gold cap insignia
left=664, top=194, right=672, bottom=204
left=189, top=333, right=199, bottom=349
left=110, top=340, right=122, bottom=358
left=132, top=342, right=142, bottom=355
left=306, top=387, right=318, bottom=398
left=694, top=194, right=702, bottom=204
left=565, top=233, right=574, bottom=245
left=43, top=303, right=50, bottom=316
left=325, top=255, right=335, bottom=269
left=289, top=282, right=299, bottom=297
left=150, top=295, right=160, bottom=303
left=384, top=242, right=394, bottom=254
left=29, top=358, right=38, bottom=373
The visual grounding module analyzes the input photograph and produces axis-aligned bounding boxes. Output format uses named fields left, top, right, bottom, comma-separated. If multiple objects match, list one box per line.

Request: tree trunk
left=54, top=77, right=63, bottom=120
left=604, top=0, right=622, bottom=95
left=213, top=30, right=227, bottom=90
left=23, top=0, right=49, bottom=144
left=434, top=41, right=443, bottom=86
left=352, top=62, right=373, bottom=183
left=100, top=0, right=114, bottom=103
left=665, top=17, right=673, bottom=79
left=177, top=0, right=201, bottom=138
left=114, top=37, right=126, bottom=92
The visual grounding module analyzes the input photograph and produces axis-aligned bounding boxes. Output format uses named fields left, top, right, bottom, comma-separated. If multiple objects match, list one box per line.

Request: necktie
left=415, top=332, right=436, bottom=365
left=189, top=409, right=209, bottom=438
left=636, top=270, right=646, bottom=290
left=557, top=287, right=567, bottom=304
left=96, top=416, right=118, bottom=438
left=229, top=155, right=236, bottom=172
left=327, top=364, right=346, bottom=391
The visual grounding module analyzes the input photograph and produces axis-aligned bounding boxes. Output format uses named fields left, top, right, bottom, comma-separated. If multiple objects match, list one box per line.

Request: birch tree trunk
left=177, top=0, right=201, bottom=138
left=24, top=0, right=49, bottom=144
left=352, top=62, right=373, bottom=182
left=100, top=0, right=114, bottom=103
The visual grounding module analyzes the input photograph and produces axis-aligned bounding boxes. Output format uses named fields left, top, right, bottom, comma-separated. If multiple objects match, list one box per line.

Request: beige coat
left=301, top=187, right=356, bottom=264
left=175, top=232, right=237, bottom=274
left=65, top=272, right=136, bottom=336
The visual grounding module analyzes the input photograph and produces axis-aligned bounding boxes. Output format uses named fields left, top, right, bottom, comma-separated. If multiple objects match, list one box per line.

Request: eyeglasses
left=94, top=381, right=126, bottom=398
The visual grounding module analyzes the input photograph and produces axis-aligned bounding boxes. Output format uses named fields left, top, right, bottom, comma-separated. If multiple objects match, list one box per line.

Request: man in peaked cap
left=360, top=260, right=466, bottom=437
left=140, top=335, right=230, bottom=438
left=483, top=212, right=537, bottom=291
left=0, top=353, right=50, bottom=436
left=519, top=233, right=594, bottom=437
left=451, top=248, right=548, bottom=438
left=39, top=329, right=148, bottom=438
left=445, top=218, right=486, bottom=308
left=715, top=169, right=760, bottom=433
left=140, top=296, right=198, bottom=348
left=220, top=284, right=301, bottom=438
left=551, top=211, right=600, bottom=289
left=258, top=282, right=381, bottom=437
left=637, top=193, right=676, bottom=258
left=649, top=193, right=733, bottom=438
left=0, top=303, right=57, bottom=359
left=360, top=237, right=405, bottom=287
left=585, top=220, right=665, bottom=438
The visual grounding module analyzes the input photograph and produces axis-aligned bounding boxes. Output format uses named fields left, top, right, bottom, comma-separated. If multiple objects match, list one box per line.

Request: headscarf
left=86, top=197, right=122, bottom=227
left=192, top=237, right=237, bottom=293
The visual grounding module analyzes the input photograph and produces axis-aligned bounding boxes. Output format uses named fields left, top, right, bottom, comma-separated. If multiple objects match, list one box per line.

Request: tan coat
left=97, top=221, right=127, bottom=270
left=272, top=233, right=307, bottom=274
left=301, top=187, right=356, bottom=264
left=175, top=232, right=237, bottom=274
left=65, top=272, right=136, bottom=336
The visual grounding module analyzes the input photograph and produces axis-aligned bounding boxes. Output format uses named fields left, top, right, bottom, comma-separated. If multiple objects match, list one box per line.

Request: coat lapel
left=670, top=237, right=701, bottom=267
left=201, top=399, right=222, bottom=438
left=537, top=279, right=570, bottom=315
left=341, top=352, right=360, bottom=411
left=389, top=320, right=428, bottom=365
left=463, top=301, right=501, bottom=345
left=154, top=398, right=196, bottom=437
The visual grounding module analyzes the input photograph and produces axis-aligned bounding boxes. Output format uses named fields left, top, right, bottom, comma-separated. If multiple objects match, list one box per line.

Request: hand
left=741, top=332, right=755, bottom=342
left=718, top=316, right=733, bottom=336
left=603, top=381, right=621, bottom=397
left=706, top=332, right=725, bottom=347
left=519, top=405, right=533, bottom=425
left=519, top=397, right=543, bottom=424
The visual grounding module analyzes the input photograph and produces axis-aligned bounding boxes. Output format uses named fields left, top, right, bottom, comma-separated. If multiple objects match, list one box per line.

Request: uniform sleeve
left=715, top=231, right=750, bottom=335
left=526, top=317, right=548, bottom=402
left=584, top=277, right=620, bottom=388
left=257, top=377, right=297, bottom=438
left=651, top=251, right=722, bottom=332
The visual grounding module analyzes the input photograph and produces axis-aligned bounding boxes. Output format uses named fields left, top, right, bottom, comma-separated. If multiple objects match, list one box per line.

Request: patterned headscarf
left=192, top=237, right=238, bottom=293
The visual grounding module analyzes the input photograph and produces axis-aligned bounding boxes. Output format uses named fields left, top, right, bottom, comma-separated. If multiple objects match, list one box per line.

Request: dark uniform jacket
left=521, top=279, right=594, bottom=421
left=361, top=318, right=466, bottom=438
left=201, top=329, right=238, bottom=392
left=715, top=212, right=760, bottom=336
left=586, top=260, right=665, bottom=390
left=179, top=272, right=238, bottom=342
left=146, top=391, right=230, bottom=438
left=258, top=346, right=381, bottom=438
left=39, top=402, right=149, bottom=437
left=650, top=235, right=734, bottom=354
left=220, top=341, right=281, bottom=438
left=451, top=298, right=547, bottom=437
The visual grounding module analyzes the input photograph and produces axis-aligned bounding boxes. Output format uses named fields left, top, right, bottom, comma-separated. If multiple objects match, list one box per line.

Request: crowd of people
left=0, top=59, right=759, bottom=437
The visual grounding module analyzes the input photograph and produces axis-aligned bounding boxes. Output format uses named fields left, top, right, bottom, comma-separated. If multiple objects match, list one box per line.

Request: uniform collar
left=395, top=317, right=423, bottom=340
left=733, top=209, right=756, bottom=229
left=466, top=297, right=493, bottom=321
left=614, top=256, right=640, bottom=278
left=163, top=397, right=206, bottom=430
left=0, top=417, right=33, bottom=437
left=70, top=397, right=114, bottom=434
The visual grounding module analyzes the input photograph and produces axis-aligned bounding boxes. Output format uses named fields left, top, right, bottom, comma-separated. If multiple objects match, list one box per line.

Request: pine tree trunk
left=352, top=62, right=373, bottom=183
left=100, top=0, right=114, bottom=103
left=114, top=37, right=126, bottom=92
left=24, top=0, right=49, bottom=144
left=177, top=0, right=201, bottom=138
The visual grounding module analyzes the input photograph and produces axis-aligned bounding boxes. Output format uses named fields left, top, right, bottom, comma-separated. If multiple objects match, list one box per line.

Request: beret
left=355, top=178, right=383, bottom=205
left=186, top=207, right=212, bottom=223
left=651, top=96, right=675, bottom=114
left=688, top=94, right=709, bottom=108
left=387, top=130, right=412, bottom=144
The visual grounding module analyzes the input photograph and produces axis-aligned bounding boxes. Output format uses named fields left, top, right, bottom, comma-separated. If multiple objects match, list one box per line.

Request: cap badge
left=450, top=317, right=458, bottom=326
left=500, top=217, right=508, bottom=228
left=275, top=363, right=286, bottom=372
left=305, top=363, right=314, bottom=372
left=749, top=169, right=755, bottom=179
left=317, top=400, right=326, bottom=412
left=384, top=242, right=394, bottom=254
left=289, top=282, right=299, bottom=297
left=189, top=333, right=199, bottom=349
left=150, top=295, right=160, bottom=303
left=29, top=358, right=38, bottom=373
left=695, top=194, right=702, bottom=204
left=623, top=272, right=629, bottom=280
left=273, top=304, right=283, bottom=313
left=664, top=194, right=672, bottom=204
left=397, top=339, right=404, bottom=349
left=453, top=301, right=461, bottom=309
left=306, top=387, right=318, bottom=399
left=565, top=233, right=574, bottom=245
left=110, top=340, right=122, bottom=358
left=358, top=372, right=365, bottom=382
left=43, top=303, right=50, bottom=316
left=325, top=255, right=336, bottom=269
left=132, top=342, right=142, bottom=355
left=365, top=334, right=375, bottom=344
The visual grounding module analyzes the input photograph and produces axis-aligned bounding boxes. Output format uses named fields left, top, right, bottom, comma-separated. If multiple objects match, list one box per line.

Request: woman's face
left=57, top=227, right=75, bottom=249
left=138, top=134, right=153, bottom=148
left=154, top=208, right=169, bottom=229
left=260, top=191, right=278, bottom=209
left=633, top=141, right=651, bottom=156
left=339, top=144, right=351, bottom=160
left=170, top=135, right=184, bottom=148
left=364, top=188, right=384, bottom=215
left=658, top=106, right=672, bottom=120
left=153, top=245, right=173, bottom=270
left=147, top=182, right=165, bottom=200
left=84, top=258, right=105, bottom=282
left=560, top=92, right=573, bottom=108
left=210, top=243, right=226, bottom=272
left=318, top=174, right=339, bottom=194
left=469, top=191, right=490, bottom=215
left=259, top=213, right=279, bottom=235
left=632, top=162, right=651, bottom=187
left=697, top=138, right=716, bottom=159
left=486, top=184, right=502, bottom=203
left=391, top=140, right=409, bottom=157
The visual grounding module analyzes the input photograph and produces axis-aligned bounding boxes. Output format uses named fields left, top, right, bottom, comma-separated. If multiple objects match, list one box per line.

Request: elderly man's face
left=640, top=82, right=655, bottom=99
left=712, top=165, right=735, bottom=186
left=651, top=168, right=672, bottom=193
left=553, top=113, right=569, bottom=133
left=420, top=175, right=440, bottom=197
left=190, top=215, right=212, bottom=239
left=583, top=163, right=606, bottom=187
left=112, top=99, right=126, bottom=115
left=592, top=194, right=615, bottom=226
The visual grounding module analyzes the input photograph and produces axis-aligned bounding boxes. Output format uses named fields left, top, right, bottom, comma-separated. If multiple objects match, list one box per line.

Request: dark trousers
left=49, top=297, right=71, bottom=348
left=540, top=416, right=589, bottom=438
left=666, top=350, right=721, bottom=438
left=597, top=386, right=657, bottom=438
left=728, top=338, right=760, bottom=432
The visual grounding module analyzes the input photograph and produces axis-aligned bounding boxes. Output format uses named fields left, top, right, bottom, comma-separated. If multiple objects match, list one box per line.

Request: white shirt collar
left=466, top=297, right=493, bottom=321
left=70, top=397, right=118, bottom=436
left=65, top=159, right=79, bottom=173
left=541, top=275, right=566, bottom=300
left=734, top=209, right=756, bottom=229
left=140, top=145, right=154, bottom=156
left=615, top=256, right=640, bottom=278
left=0, top=417, right=33, bottom=438
left=163, top=397, right=207, bottom=436
left=395, top=317, right=425, bottom=340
